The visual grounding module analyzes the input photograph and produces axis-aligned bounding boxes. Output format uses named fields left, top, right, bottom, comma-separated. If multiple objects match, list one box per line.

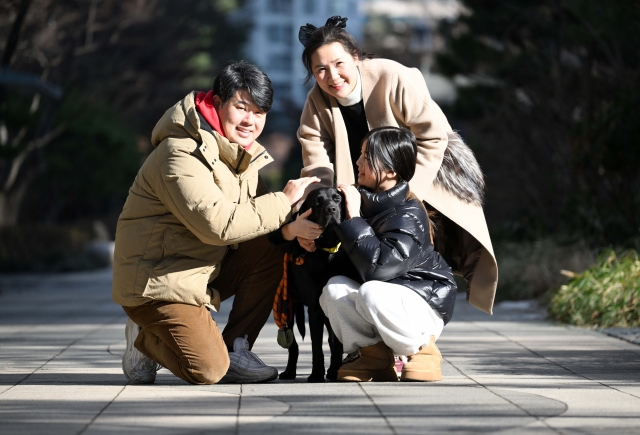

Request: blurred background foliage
left=0, top=0, right=246, bottom=270
left=435, top=0, right=640, bottom=248
left=0, top=0, right=638, bottom=314
left=432, top=0, right=640, bottom=305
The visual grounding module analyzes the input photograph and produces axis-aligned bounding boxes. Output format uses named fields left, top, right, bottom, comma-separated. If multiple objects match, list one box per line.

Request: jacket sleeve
left=396, top=67, right=451, bottom=199
left=157, top=146, right=291, bottom=246
left=297, top=89, right=336, bottom=193
left=336, top=213, right=428, bottom=282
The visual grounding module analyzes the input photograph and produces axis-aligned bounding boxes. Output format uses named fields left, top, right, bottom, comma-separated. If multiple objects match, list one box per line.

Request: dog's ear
left=298, top=191, right=316, bottom=217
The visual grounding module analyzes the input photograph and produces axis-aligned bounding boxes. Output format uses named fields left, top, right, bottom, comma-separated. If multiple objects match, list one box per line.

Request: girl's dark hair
left=213, top=60, right=273, bottom=112
left=362, top=126, right=417, bottom=190
left=301, top=22, right=374, bottom=84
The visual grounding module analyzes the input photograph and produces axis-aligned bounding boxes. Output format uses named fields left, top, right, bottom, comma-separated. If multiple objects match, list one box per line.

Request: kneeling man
left=112, top=61, right=318, bottom=385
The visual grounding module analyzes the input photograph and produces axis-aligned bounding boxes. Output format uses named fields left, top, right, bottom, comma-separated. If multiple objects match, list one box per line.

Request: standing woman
left=296, top=16, right=498, bottom=315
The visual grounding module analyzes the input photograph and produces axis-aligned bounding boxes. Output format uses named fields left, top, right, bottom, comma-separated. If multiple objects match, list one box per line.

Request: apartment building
left=236, top=0, right=364, bottom=111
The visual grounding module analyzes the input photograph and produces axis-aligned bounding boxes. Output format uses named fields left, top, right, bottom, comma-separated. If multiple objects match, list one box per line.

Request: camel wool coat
left=112, top=92, right=291, bottom=311
left=297, top=58, right=498, bottom=314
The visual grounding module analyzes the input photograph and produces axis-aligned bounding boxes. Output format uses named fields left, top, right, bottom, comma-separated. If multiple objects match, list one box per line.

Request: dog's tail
left=294, top=300, right=306, bottom=340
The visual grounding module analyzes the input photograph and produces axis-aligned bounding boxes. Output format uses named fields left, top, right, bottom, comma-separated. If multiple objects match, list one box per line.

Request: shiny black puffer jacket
left=336, top=181, right=457, bottom=324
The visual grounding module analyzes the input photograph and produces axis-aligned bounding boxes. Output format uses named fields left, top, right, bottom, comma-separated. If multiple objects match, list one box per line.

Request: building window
left=304, top=0, right=314, bottom=14
left=329, top=0, right=346, bottom=15
left=268, top=0, right=292, bottom=13
left=266, top=24, right=292, bottom=44
left=272, top=82, right=291, bottom=101
left=269, top=53, right=293, bottom=72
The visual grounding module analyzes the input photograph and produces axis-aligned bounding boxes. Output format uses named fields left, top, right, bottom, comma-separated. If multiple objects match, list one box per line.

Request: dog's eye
left=315, top=197, right=323, bottom=205
left=332, top=195, right=341, bottom=202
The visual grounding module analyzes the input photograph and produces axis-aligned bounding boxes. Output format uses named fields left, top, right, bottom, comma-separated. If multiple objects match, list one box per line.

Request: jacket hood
left=151, top=91, right=202, bottom=148
left=150, top=92, right=272, bottom=175
left=359, top=181, right=409, bottom=217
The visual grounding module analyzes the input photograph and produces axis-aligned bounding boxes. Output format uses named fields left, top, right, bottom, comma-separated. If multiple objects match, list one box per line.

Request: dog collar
left=321, top=242, right=341, bottom=254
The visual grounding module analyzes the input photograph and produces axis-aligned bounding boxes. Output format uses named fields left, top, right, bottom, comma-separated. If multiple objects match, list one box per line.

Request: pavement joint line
left=235, top=383, right=242, bottom=435
left=0, top=313, right=123, bottom=397
left=442, top=353, right=567, bottom=435
left=469, top=320, right=640, bottom=401
left=358, top=383, right=397, bottom=435
left=76, top=384, right=127, bottom=435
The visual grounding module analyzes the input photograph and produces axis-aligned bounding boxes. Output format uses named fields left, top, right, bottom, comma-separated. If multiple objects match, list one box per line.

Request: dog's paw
left=279, top=370, right=296, bottom=380
left=326, top=367, right=339, bottom=381
left=307, top=372, right=326, bottom=383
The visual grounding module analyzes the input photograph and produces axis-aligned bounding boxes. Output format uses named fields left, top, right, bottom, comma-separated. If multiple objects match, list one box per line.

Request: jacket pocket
left=141, top=226, right=227, bottom=306
left=143, top=255, right=214, bottom=305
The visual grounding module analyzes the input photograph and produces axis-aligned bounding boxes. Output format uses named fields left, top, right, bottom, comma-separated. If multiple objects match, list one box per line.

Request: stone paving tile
left=599, top=328, right=640, bottom=346
left=1, top=270, right=640, bottom=435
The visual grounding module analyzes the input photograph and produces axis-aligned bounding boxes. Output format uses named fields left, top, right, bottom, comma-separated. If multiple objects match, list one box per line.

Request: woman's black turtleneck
left=337, top=100, right=369, bottom=172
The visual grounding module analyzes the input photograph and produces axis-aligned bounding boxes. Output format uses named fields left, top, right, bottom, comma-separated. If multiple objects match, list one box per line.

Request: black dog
left=270, top=187, right=356, bottom=382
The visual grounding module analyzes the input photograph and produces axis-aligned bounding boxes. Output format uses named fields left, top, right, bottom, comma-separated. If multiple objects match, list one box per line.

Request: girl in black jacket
left=319, top=126, right=457, bottom=382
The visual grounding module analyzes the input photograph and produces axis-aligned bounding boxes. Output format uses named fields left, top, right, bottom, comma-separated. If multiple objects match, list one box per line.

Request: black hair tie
left=298, top=15, right=348, bottom=47
left=325, top=16, right=348, bottom=29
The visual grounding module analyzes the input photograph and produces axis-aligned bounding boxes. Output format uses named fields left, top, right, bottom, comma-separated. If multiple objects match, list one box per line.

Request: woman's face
left=310, top=42, right=359, bottom=100
left=356, top=141, right=397, bottom=192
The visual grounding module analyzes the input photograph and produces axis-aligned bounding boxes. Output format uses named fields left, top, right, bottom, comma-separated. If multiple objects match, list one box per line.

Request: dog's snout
left=326, top=205, right=337, bottom=214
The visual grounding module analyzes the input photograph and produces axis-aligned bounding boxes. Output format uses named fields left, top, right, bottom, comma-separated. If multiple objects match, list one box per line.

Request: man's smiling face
left=214, top=89, right=266, bottom=150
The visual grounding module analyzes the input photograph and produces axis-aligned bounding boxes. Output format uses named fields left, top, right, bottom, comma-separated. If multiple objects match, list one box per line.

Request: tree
left=0, top=0, right=246, bottom=226
left=436, top=0, right=640, bottom=245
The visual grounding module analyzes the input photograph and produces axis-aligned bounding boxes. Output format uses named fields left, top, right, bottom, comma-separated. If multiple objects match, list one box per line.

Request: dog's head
left=298, top=187, right=345, bottom=249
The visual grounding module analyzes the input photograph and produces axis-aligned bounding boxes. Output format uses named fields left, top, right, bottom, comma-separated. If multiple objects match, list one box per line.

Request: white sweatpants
left=319, top=275, right=444, bottom=356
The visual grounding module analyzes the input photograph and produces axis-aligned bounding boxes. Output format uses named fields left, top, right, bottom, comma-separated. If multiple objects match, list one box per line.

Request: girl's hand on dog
left=338, top=184, right=361, bottom=219
left=282, top=209, right=323, bottom=242
left=283, top=177, right=320, bottom=206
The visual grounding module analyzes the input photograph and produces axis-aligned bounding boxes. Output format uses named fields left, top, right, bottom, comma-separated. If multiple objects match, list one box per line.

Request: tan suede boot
left=400, top=335, right=442, bottom=382
left=337, top=341, right=398, bottom=382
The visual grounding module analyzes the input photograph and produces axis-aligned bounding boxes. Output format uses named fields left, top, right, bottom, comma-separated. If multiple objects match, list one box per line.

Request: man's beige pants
left=123, top=235, right=283, bottom=385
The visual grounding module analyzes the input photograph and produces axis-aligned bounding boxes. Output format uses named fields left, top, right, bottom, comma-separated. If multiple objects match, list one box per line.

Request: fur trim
left=434, top=131, right=485, bottom=206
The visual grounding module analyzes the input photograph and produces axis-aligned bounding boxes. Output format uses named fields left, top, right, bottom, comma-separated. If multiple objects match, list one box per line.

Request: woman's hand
left=338, top=184, right=361, bottom=219
left=282, top=177, right=320, bottom=206
left=281, top=208, right=323, bottom=241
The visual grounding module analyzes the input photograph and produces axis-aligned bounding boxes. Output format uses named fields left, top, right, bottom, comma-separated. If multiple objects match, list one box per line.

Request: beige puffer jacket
left=112, top=92, right=291, bottom=311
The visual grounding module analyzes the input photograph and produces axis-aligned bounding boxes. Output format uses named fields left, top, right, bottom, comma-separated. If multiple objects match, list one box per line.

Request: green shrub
left=548, top=250, right=640, bottom=328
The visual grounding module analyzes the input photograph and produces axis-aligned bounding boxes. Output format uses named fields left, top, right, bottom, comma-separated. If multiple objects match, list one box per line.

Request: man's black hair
left=213, top=60, right=273, bottom=113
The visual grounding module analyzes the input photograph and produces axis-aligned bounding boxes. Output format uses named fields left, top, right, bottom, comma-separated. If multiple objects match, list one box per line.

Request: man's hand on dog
left=282, top=209, right=323, bottom=248
left=297, top=236, right=317, bottom=252
left=283, top=177, right=320, bottom=206
left=338, top=184, right=361, bottom=219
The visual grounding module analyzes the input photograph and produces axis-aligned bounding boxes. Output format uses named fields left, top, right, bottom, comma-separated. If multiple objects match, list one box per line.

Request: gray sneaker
left=219, top=335, right=278, bottom=383
left=122, top=318, right=160, bottom=384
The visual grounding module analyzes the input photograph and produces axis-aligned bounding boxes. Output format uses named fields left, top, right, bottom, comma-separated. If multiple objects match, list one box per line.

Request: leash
left=273, top=243, right=341, bottom=349
left=273, top=252, right=304, bottom=348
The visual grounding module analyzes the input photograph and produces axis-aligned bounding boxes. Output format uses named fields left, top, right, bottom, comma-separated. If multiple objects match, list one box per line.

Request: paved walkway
left=0, top=269, right=639, bottom=435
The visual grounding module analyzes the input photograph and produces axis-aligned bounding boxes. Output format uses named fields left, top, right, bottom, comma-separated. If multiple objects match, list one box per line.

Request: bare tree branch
left=3, top=124, right=66, bottom=193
